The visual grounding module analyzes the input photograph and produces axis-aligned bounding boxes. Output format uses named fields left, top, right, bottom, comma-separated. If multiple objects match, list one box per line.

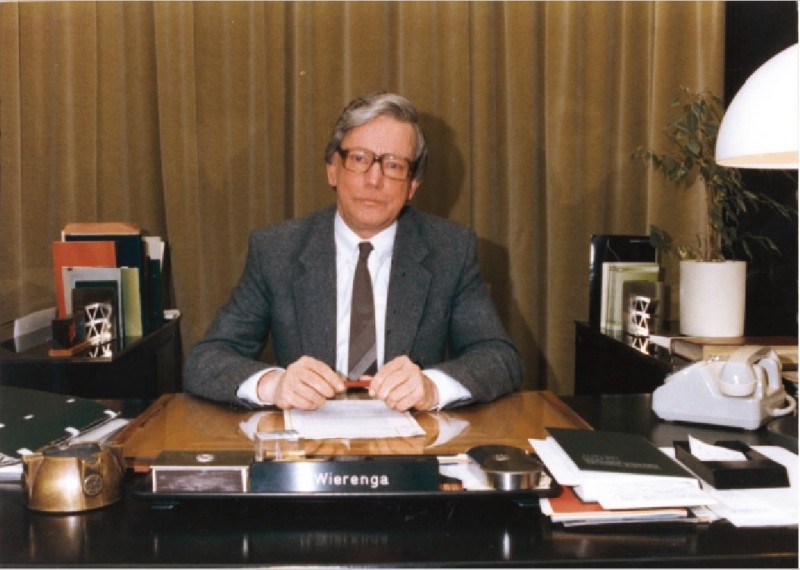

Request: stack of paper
left=540, top=486, right=699, bottom=526
left=532, top=428, right=716, bottom=525
left=669, top=439, right=798, bottom=528
left=284, top=399, right=425, bottom=440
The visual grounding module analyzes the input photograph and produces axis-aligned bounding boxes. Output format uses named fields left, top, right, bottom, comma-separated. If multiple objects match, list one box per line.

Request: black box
left=674, top=440, right=789, bottom=489
left=51, top=313, right=86, bottom=349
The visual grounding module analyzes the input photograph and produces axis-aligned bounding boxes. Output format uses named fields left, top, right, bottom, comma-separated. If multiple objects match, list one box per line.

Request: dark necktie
left=348, top=242, right=377, bottom=379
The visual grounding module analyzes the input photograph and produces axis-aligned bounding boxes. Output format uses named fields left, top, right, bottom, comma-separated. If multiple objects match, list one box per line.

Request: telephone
left=652, top=345, right=797, bottom=430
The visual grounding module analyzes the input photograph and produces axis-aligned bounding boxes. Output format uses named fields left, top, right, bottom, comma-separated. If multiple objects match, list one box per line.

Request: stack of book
left=587, top=235, right=656, bottom=329
left=533, top=428, right=717, bottom=526
left=669, top=335, right=798, bottom=366
left=52, top=222, right=166, bottom=339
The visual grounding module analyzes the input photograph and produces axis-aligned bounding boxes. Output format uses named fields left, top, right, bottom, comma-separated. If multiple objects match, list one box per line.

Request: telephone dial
left=652, top=345, right=797, bottom=430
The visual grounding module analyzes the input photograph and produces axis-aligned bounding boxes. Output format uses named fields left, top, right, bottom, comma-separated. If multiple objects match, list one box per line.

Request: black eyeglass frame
left=336, top=146, right=416, bottom=180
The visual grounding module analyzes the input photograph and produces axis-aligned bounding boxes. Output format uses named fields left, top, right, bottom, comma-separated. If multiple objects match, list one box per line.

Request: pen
left=343, top=379, right=371, bottom=389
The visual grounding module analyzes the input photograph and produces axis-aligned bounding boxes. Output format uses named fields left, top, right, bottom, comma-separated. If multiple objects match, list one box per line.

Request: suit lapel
left=293, top=208, right=337, bottom=366
left=385, top=210, right=432, bottom=359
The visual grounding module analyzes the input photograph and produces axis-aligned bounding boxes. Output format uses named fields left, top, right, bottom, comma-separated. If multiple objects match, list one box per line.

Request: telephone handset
left=719, top=345, right=782, bottom=398
left=653, top=345, right=797, bottom=430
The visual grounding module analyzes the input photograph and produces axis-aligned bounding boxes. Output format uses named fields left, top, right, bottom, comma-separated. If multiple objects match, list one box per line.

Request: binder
left=0, top=386, right=118, bottom=459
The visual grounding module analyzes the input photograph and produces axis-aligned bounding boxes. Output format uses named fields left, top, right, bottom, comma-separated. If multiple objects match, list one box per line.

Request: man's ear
left=326, top=161, right=338, bottom=187
left=406, top=179, right=420, bottom=201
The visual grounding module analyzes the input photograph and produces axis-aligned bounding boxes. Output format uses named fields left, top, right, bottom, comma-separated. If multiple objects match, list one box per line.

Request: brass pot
left=22, top=442, right=125, bottom=513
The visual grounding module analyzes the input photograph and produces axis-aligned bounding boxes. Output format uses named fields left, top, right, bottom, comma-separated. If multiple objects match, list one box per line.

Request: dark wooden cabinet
left=0, top=318, right=182, bottom=399
left=574, top=321, right=674, bottom=395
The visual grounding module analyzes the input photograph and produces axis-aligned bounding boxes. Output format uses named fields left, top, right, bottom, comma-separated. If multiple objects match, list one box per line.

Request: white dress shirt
left=237, top=211, right=471, bottom=408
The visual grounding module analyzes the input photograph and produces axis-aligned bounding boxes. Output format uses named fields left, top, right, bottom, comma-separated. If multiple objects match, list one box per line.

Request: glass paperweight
left=255, top=429, right=305, bottom=461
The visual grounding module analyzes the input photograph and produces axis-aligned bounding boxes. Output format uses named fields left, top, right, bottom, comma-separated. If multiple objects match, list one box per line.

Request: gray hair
left=324, top=92, right=428, bottom=183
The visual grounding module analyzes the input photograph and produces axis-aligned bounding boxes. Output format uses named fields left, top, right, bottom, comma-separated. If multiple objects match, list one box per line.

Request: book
left=670, top=336, right=798, bottom=364
left=535, top=428, right=712, bottom=509
left=62, top=221, right=140, bottom=237
left=51, top=240, right=117, bottom=318
left=0, top=386, right=118, bottom=460
left=588, top=235, right=656, bottom=328
left=63, top=223, right=147, bottom=331
left=547, top=428, right=694, bottom=479
left=64, top=232, right=144, bottom=280
left=143, top=235, right=165, bottom=270
left=541, top=485, right=690, bottom=525
left=143, top=236, right=166, bottom=332
left=121, top=267, right=143, bottom=337
left=139, top=257, right=163, bottom=334
left=602, top=262, right=660, bottom=331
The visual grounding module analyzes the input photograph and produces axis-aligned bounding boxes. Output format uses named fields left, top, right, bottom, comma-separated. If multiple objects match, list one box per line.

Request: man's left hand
left=368, top=356, right=439, bottom=411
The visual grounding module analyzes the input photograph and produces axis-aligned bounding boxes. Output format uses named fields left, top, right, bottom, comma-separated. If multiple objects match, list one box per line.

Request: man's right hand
left=256, top=356, right=345, bottom=410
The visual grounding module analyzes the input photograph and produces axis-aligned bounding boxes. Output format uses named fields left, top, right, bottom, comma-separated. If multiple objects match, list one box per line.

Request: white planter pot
left=679, top=260, right=746, bottom=337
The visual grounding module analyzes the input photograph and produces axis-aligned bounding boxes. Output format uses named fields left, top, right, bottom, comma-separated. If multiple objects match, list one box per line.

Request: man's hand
left=257, top=356, right=345, bottom=410
left=368, top=356, right=439, bottom=411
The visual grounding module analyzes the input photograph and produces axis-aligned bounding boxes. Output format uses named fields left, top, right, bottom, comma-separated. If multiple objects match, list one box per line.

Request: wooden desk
left=117, top=391, right=590, bottom=471
left=0, top=391, right=796, bottom=567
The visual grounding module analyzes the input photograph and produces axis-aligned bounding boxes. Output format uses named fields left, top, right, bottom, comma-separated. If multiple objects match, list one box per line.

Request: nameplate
left=249, top=455, right=440, bottom=493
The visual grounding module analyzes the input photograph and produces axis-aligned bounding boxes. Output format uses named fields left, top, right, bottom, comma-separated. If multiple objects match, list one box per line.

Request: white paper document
left=688, top=434, right=748, bottom=461
left=284, top=399, right=425, bottom=440
left=531, top=437, right=716, bottom=510
left=672, top=445, right=799, bottom=527
left=0, top=455, right=23, bottom=482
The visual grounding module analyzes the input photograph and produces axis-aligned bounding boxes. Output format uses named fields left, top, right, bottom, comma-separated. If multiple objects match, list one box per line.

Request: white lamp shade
left=715, top=44, right=799, bottom=169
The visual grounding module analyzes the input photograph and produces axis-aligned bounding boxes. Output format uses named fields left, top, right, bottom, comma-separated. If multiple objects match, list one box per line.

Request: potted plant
left=632, top=87, right=794, bottom=336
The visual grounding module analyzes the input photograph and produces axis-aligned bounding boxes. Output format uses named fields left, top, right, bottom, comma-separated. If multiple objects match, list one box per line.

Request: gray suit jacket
left=184, top=205, right=523, bottom=406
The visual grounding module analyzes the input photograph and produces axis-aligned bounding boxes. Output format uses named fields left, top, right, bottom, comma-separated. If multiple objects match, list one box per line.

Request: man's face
left=327, top=115, right=420, bottom=239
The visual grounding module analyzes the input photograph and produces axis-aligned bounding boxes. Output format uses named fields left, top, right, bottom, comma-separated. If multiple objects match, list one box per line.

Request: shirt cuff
left=423, top=368, right=472, bottom=409
left=236, top=367, right=283, bottom=406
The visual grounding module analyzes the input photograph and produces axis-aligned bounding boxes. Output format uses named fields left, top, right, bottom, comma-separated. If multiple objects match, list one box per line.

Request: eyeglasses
left=336, top=147, right=413, bottom=181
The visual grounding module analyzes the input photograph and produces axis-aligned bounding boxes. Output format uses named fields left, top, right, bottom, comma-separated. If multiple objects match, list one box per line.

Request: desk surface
left=117, top=390, right=589, bottom=471
left=1, top=391, right=797, bottom=568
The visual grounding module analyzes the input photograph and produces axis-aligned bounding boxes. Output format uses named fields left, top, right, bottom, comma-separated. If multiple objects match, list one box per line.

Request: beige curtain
left=0, top=1, right=724, bottom=395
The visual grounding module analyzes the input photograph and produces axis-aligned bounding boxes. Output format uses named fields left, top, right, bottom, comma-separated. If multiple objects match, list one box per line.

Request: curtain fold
left=0, top=1, right=724, bottom=395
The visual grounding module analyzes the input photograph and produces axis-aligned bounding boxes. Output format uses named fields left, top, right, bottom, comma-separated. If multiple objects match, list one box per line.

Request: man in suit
left=184, top=92, right=522, bottom=411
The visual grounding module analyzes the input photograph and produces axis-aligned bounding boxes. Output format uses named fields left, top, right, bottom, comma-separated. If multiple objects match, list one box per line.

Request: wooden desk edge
left=113, top=393, right=174, bottom=446
left=539, top=390, right=594, bottom=430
